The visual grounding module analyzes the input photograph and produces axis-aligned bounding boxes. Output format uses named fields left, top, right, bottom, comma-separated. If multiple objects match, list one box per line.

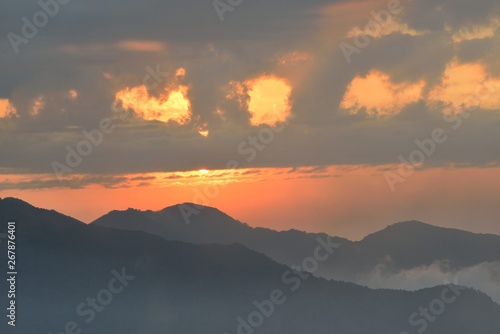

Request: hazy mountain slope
left=93, top=203, right=350, bottom=269
left=92, top=204, right=500, bottom=283
left=359, top=220, right=500, bottom=268
left=2, top=197, right=500, bottom=333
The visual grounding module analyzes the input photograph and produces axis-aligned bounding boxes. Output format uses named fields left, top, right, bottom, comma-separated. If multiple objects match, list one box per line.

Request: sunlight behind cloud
left=115, top=85, right=191, bottom=124
left=427, top=60, right=500, bottom=115
left=246, top=76, right=292, bottom=126
left=277, top=51, right=312, bottom=65
left=340, top=71, right=425, bottom=117
left=197, top=122, right=209, bottom=137
left=225, top=75, right=293, bottom=126
left=347, top=20, right=427, bottom=39
left=115, top=40, right=166, bottom=52
left=68, top=90, right=78, bottom=100
left=451, top=19, right=499, bottom=43
left=0, top=99, right=16, bottom=118
left=176, top=68, right=186, bottom=78
left=31, top=96, right=45, bottom=116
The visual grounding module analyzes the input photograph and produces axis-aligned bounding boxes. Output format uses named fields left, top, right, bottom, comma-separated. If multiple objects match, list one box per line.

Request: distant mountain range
left=92, top=203, right=500, bottom=291
left=1, top=197, right=499, bottom=333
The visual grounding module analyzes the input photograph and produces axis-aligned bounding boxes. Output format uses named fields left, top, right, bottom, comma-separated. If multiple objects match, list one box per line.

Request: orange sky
left=3, top=165, right=500, bottom=240
left=1, top=0, right=500, bottom=242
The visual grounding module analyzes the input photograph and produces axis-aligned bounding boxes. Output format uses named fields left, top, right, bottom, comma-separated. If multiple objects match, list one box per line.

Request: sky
left=0, top=0, right=499, bottom=240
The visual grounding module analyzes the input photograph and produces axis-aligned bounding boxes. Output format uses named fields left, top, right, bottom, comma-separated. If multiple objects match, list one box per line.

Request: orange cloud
left=115, top=40, right=166, bottom=52
left=0, top=99, right=16, bottom=118
left=347, top=20, right=427, bottom=39
left=60, top=40, right=166, bottom=55
left=197, top=122, right=209, bottom=137
left=31, top=95, right=45, bottom=116
left=215, top=108, right=225, bottom=120
left=247, top=76, right=293, bottom=126
left=68, top=90, right=78, bottom=100
left=341, top=70, right=425, bottom=117
left=451, top=19, right=499, bottom=43
left=225, top=75, right=293, bottom=126
left=5, top=166, right=500, bottom=239
left=277, top=51, right=312, bottom=65
left=225, top=80, right=247, bottom=108
left=427, top=60, right=500, bottom=115
left=115, top=85, right=191, bottom=124
left=175, top=67, right=186, bottom=78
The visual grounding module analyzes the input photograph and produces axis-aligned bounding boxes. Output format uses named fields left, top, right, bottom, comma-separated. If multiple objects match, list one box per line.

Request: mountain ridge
left=90, top=201, right=500, bottom=303
left=1, top=197, right=500, bottom=333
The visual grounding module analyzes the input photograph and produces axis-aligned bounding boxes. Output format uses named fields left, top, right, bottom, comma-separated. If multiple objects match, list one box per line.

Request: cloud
left=197, top=122, right=209, bottom=137
left=0, top=99, right=17, bottom=118
left=58, top=40, right=167, bottom=56
left=0, top=166, right=346, bottom=190
left=114, top=84, right=191, bottom=124
left=130, top=176, right=157, bottom=181
left=347, top=20, right=428, bottom=39
left=358, top=260, right=500, bottom=304
left=226, top=75, right=293, bottom=127
left=341, top=61, right=500, bottom=118
left=115, top=40, right=167, bottom=53
left=247, top=76, right=293, bottom=126
left=31, top=95, right=45, bottom=116
left=427, top=60, right=500, bottom=114
left=340, top=70, right=425, bottom=117
left=0, top=0, right=499, bottom=175
left=0, top=175, right=129, bottom=190
left=452, top=24, right=496, bottom=44
left=277, top=51, right=312, bottom=65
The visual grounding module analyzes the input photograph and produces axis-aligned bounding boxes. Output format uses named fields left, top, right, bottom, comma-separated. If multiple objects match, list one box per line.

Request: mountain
left=92, top=203, right=500, bottom=283
left=348, top=220, right=500, bottom=270
left=2, top=197, right=500, bottom=333
left=92, top=203, right=350, bottom=272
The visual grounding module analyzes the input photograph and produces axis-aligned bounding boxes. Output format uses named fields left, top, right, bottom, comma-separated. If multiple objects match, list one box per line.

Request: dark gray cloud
left=0, top=0, right=499, bottom=177
left=0, top=174, right=128, bottom=190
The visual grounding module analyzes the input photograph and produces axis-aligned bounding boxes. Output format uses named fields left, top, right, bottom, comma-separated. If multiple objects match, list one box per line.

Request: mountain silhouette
left=93, top=202, right=349, bottom=273
left=1, top=197, right=500, bottom=333
left=92, top=203, right=500, bottom=283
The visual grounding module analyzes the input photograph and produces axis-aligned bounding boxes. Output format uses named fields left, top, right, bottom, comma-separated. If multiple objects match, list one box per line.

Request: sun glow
left=0, top=99, right=16, bottom=118
left=226, top=75, right=293, bottom=127
left=247, top=76, right=292, bottom=126
left=341, top=71, right=425, bottom=117
left=114, top=84, right=191, bottom=124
